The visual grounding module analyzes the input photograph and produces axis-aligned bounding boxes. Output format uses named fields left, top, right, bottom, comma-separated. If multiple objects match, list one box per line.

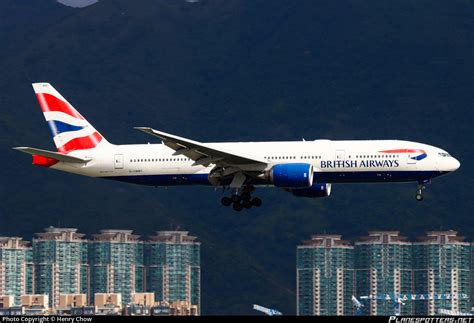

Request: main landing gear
left=221, top=186, right=262, bottom=211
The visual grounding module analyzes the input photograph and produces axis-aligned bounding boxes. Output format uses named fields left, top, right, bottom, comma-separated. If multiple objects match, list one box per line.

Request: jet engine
left=290, top=183, right=332, bottom=198
left=268, top=163, right=313, bottom=188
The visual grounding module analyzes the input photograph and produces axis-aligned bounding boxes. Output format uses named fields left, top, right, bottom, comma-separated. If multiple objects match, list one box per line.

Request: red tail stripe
left=36, top=93, right=84, bottom=120
left=32, top=155, right=59, bottom=168
left=57, top=132, right=102, bottom=153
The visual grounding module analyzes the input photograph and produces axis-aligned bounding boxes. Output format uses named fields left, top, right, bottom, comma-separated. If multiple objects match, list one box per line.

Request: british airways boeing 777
left=14, top=83, right=460, bottom=211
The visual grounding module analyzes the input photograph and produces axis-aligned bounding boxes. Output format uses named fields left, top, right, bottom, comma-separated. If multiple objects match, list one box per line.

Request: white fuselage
left=51, top=139, right=460, bottom=187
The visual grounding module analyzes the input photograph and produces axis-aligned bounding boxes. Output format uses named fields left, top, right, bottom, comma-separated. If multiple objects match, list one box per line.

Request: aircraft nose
left=451, top=158, right=460, bottom=171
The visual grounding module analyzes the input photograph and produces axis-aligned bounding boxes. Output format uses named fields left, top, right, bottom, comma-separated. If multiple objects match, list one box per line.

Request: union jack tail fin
left=32, top=83, right=110, bottom=153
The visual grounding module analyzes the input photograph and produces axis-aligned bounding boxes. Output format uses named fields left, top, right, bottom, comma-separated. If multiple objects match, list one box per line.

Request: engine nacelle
left=291, top=183, right=332, bottom=198
left=269, top=163, right=313, bottom=188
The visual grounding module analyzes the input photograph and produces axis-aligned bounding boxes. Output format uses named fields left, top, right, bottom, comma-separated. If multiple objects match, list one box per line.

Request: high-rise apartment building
left=32, top=227, right=88, bottom=308
left=354, top=231, right=413, bottom=315
left=413, top=231, right=471, bottom=315
left=0, top=237, right=34, bottom=304
left=145, top=231, right=200, bottom=314
left=297, top=234, right=354, bottom=315
left=89, top=230, right=144, bottom=305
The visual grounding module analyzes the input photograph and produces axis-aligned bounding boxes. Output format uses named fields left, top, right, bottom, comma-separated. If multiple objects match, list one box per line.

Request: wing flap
left=13, top=147, right=91, bottom=163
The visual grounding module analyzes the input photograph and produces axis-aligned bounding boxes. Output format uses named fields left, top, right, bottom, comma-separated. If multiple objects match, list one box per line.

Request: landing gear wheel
left=251, top=197, right=262, bottom=207
left=242, top=200, right=252, bottom=209
left=241, top=192, right=251, bottom=201
left=233, top=202, right=243, bottom=211
left=415, top=183, right=426, bottom=202
left=231, top=194, right=241, bottom=203
left=221, top=197, right=232, bottom=206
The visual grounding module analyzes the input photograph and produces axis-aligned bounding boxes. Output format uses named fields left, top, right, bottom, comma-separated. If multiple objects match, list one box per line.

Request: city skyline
left=297, top=230, right=473, bottom=316
left=0, top=227, right=201, bottom=315
left=2, top=226, right=473, bottom=316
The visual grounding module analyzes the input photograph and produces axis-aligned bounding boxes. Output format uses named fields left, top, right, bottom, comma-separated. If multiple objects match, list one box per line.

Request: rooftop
left=355, top=231, right=410, bottom=245
left=416, top=230, right=469, bottom=245
left=34, top=227, right=86, bottom=242
left=0, top=237, right=30, bottom=249
left=299, top=234, right=353, bottom=249
left=92, top=229, right=140, bottom=242
left=148, top=231, right=199, bottom=244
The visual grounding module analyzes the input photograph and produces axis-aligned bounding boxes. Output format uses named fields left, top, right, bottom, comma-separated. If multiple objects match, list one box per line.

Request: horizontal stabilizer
left=13, top=147, right=91, bottom=163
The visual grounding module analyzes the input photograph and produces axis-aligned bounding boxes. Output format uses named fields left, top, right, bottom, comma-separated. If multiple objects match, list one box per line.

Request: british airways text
left=320, top=159, right=400, bottom=168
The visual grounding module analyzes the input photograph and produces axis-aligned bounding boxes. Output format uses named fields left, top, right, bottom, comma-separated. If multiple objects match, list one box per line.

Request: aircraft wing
left=135, top=127, right=267, bottom=167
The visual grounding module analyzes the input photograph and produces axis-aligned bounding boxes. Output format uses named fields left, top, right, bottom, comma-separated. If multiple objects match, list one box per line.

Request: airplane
left=14, top=83, right=461, bottom=211
left=252, top=304, right=282, bottom=316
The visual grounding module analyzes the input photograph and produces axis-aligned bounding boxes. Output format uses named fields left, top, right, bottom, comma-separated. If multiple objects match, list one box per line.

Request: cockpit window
left=438, top=152, right=451, bottom=157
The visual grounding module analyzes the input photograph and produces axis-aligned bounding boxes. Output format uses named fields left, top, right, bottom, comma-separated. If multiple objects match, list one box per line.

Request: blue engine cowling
left=270, top=163, right=314, bottom=188
left=291, top=183, right=332, bottom=198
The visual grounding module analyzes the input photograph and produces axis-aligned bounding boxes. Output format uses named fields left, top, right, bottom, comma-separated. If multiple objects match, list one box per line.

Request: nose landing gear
left=415, top=188, right=424, bottom=201
left=220, top=186, right=262, bottom=211
left=415, top=180, right=430, bottom=201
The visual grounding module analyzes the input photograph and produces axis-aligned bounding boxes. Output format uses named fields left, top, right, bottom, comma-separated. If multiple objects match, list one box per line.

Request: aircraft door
left=406, top=153, right=416, bottom=165
left=335, top=150, right=345, bottom=160
left=114, top=154, right=124, bottom=169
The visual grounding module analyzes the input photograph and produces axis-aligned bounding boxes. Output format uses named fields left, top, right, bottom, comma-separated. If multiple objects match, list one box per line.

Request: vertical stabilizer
left=32, top=83, right=109, bottom=153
